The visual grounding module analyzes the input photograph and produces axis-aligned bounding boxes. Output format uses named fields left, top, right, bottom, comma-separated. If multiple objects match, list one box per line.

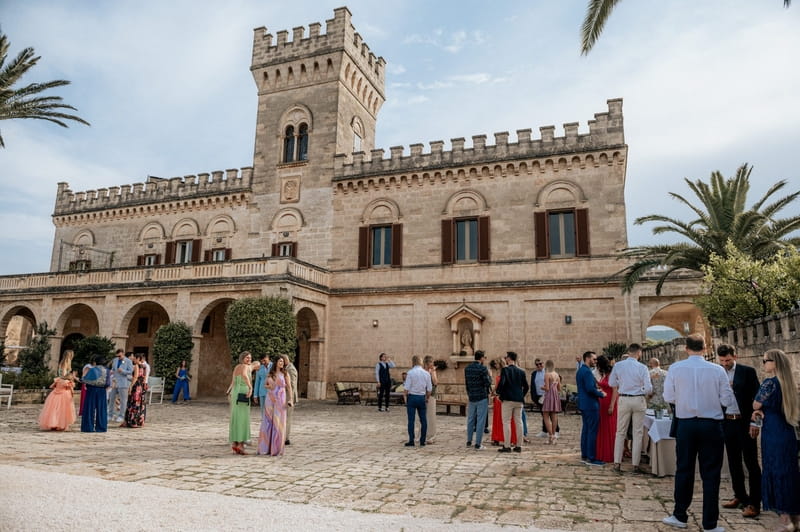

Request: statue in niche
left=459, top=323, right=474, bottom=356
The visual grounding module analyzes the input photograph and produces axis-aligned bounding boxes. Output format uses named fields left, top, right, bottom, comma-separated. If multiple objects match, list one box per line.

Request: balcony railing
left=0, top=258, right=331, bottom=293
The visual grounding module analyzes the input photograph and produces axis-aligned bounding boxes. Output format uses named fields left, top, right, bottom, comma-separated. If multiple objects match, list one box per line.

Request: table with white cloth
left=643, top=414, right=676, bottom=477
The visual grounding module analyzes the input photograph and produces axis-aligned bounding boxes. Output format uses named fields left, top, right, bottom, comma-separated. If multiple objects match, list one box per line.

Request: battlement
left=53, top=167, right=253, bottom=216
left=333, top=99, right=624, bottom=179
left=251, top=6, right=385, bottom=96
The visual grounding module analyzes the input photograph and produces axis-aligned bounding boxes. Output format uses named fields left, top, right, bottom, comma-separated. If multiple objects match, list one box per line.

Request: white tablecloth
left=643, top=415, right=673, bottom=443
left=643, top=415, right=676, bottom=476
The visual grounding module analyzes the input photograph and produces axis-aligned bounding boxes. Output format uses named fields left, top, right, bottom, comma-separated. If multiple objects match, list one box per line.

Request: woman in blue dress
left=750, top=349, right=800, bottom=532
left=171, top=360, right=191, bottom=403
left=80, top=356, right=108, bottom=433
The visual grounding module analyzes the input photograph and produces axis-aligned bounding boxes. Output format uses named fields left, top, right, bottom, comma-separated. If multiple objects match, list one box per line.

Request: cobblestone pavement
left=0, top=400, right=779, bottom=531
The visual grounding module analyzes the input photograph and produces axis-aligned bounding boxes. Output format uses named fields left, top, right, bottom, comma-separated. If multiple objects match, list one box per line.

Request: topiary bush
left=225, top=297, right=296, bottom=365
left=18, top=322, right=56, bottom=376
left=73, top=335, right=115, bottom=371
left=152, top=321, right=194, bottom=392
left=602, top=341, right=628, bottom=362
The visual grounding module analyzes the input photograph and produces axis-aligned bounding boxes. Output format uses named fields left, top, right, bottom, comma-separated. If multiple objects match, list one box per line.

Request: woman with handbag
left=258, top=354, right=293, bottom=456
left=226, top=351, right=253, bottom=455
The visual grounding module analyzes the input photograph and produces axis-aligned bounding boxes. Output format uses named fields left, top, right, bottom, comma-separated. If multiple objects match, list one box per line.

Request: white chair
left=147, top=376, right=164, bottom=404
left=0, top=374, right=13, bottom=409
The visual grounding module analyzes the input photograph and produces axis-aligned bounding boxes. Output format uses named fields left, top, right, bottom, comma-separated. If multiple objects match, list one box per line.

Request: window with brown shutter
left=136, top=255, right=145, bottom=266
left=478, top=216, right=490, bottom=263
left=358, top=226, right=369, bottom=269
left=225, top=248, right=232, bottom=260
left=191, top=239, right=202, bottom=262
left=165, top=241, right=177, bottom=264
left=576, top=208, right=590, bottom=257
left=391, top=223, right=403, bottom=268
left=203, top=250, right=211, bottom=262
left=271, top=243, right=279, bottom=257
left=534, top=211, right=549, bottom=259
left=441, top=219, right=453, bottom=265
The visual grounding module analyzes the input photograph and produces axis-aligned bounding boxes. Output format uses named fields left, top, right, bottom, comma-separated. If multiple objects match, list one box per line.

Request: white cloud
left=403, top=29, right=486, bottom=53
left=387, top=64, right=407, bottom=75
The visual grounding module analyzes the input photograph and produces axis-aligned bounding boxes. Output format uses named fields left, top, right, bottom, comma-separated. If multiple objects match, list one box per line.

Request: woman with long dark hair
left=596, top=355, right=617, bottom=463
left=750, top=349, right=800, bottom=531
left=258, top=354, right=292, bottom=456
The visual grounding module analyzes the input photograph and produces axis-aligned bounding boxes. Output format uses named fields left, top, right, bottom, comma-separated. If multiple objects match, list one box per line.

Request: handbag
left=236, top=393, right=249, bottom=404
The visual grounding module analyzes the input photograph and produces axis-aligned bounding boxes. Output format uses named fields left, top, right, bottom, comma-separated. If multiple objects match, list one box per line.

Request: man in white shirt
left=608, top=343, right=652, bottom=474
left=403, top=355, right=432, bottom=447
left=661, top=334, right=736, bottom=532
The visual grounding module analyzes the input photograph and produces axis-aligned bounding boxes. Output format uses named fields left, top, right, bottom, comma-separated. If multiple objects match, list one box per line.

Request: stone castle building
left=0, top=8, right=703, bottom=398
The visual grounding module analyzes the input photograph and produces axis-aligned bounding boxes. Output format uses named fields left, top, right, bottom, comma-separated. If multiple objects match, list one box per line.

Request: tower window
left=298, top=123, right=309, bottom=161
left=283, top=125, right=295, bottom=163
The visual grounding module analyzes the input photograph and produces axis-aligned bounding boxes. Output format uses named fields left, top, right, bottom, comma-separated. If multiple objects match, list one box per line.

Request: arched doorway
left=295, top=307, right=320, bottom=399
left=194, top=299, right=233, bottom=398
left=60, top=332, right=86, bottom=360
left=647, top=302, right=707, bottom=339
left=1, top=306, right=37, bottom=366
left=121, top=301, right=170, bottom=367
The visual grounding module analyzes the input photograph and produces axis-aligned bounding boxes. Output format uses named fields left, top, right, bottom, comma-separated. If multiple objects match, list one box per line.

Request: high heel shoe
left=231, top=444, right=241, bottom=454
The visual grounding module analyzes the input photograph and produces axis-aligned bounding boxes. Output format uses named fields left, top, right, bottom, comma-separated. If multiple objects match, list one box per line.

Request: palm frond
left=580, top=0, right=622, bottom=55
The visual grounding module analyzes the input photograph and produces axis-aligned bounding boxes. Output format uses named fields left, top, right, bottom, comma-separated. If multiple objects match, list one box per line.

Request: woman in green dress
left=226, top=351, right=253, bottom=454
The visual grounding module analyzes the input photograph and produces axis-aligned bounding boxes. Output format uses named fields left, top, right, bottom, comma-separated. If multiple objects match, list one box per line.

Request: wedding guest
left=465, top=351, right=492, bottom=450
left=80, top=356, right=108, bottom=433
left=79, top=360, right=92, bottom=416
left=577, top=351, right=605, bottom=466
left=423, top=355, right=438, bottom=444
left=258, top=355, right=292, bottom=456
left=284, top=355, right=298, bottom=445
left=254, top=354, right=270, bottom=413
left=38, top=350, right=77, bottom=431
left=226, top=351, right=253, bottom=455
left=403, top=355, right=432, bottom=447
left=107, top=349, right=133, bottom=423
left=171, top=360, right=191, bottom=403
left=496, top=351, right=528, bottom=453
left=490, top=358, right=519, bottom=446
left=608, top=343, right=652, bottom=474
left=121, top=354, right=147, bottom=428
left=596, top=355, right=617, bottom=463
left=541, top=359, right=562, bottom=445
left=375, top=352, right=396, bottom=412
left=647, top=357, right=668, bottom=411
left=750, top=349, right=800, bottom=532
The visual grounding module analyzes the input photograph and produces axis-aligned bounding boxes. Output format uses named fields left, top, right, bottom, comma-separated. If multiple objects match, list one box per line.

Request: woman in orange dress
left=596, top=355, right=617, bottom=463
left=490, top=358, right=518, bottom=446
left=38, top=350, right=78, bottom=431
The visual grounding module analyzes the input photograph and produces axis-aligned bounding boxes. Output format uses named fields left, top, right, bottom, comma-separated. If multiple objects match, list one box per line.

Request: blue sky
left=1, top=0, right=798, bottom=275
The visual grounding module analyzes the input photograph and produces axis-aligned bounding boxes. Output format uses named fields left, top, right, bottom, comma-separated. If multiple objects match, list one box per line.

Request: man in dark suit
left=496, top=351, right=529, bottom=453
left=717, top=343, right=761, bottom=518
left=576, top=351, right=606, bottom=466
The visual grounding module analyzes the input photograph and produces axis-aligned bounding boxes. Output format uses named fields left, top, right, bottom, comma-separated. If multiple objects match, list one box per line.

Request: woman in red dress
left=596, top=355, right=617, bottom=463
left=490, top=358, right=518, bottom=446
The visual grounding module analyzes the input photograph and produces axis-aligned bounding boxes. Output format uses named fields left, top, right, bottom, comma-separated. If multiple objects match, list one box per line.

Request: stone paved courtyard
left=0, top=399, right=780, bottom=531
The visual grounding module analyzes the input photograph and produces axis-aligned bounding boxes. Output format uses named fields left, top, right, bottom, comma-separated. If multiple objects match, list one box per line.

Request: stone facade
left=0, top=7, right=702, bottom=399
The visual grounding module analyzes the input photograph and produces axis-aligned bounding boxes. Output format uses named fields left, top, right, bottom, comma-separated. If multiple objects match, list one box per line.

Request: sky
left=1, top=0, right=799, bottom=276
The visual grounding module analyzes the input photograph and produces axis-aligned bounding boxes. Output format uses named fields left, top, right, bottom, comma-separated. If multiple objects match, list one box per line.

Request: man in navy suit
left=717, top=344, right=761, bottom=518
left=576, top=351, right=606, bottom=465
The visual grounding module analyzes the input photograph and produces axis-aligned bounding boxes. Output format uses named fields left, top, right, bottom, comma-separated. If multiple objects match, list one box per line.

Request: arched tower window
left=297, top=123, right=309, bottom=161
left=283, top=125, right=295, bottom=163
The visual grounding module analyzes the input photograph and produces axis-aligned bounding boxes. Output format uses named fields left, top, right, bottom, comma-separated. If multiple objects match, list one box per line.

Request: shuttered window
left=358, top=224, right=402, bottom=269
left=534, top=208, right=589, bottom=259
left=442, top=216, right=489, bottom=264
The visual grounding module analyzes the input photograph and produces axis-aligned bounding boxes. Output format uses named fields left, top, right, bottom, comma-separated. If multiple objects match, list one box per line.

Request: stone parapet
left=53, top=167, right=253, bottom=216
left=0, top=257, right=329, bottom=294
left=333, top=99, right=624, bottom=180
left=251, top=7, right=385, bottom=95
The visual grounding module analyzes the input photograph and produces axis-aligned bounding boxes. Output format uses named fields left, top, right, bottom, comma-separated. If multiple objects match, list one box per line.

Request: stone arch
left=279, top=103, right=313, bottom=131
left=139, top=222, right=166, bottom=241
left=170, top=218, right=200, bottom=239
left=295, top=306, right=323, bottom=399
left=204, top=214, right=236, bottom=236
left=269, top=207, right=305, bottom=233
left=119, top=300, right=171, bottom=365
left=193, top=298, right=235, bottom=398
left=54, top=303, right=101, bottom=340
left=646, top=301, right=707, bottom=339
left=443, top=189, right=489, bottom=216
left=361, top=198, right=401, bottom=224
left=73, top=229, right=95, bottom=247
left=535, top=179, right=588, bottom=208
left=0, top=305, right=37, bottom=366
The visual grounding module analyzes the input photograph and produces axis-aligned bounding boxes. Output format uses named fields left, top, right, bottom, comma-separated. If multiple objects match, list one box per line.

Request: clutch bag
left=236, top=393, right=249, bottom=404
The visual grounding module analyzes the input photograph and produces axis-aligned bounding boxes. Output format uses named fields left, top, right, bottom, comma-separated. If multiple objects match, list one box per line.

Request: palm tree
left=0, top=31, right=89, bottom=147
left=617, top=163, right=800, bottom=294
left=580, top=0, right=791, bottom=55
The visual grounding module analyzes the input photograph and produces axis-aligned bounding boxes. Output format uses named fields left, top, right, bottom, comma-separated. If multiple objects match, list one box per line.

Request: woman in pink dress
left=38, top=350, right=78, bottom=431
left=258, top=354, right=293, bottom=456
left=541, top=360, right=562, bottom=444
left=596, top=355, right=617, bottom=463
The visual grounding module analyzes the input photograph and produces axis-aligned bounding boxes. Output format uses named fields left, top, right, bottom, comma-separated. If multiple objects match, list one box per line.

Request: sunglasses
left=762, top=359, right=774, bottom=364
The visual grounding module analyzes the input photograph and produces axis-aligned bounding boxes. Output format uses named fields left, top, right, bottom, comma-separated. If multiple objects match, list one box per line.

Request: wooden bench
left=437, top=400, right=466, bottom=416
left=334, top=382, right=361, bottom=404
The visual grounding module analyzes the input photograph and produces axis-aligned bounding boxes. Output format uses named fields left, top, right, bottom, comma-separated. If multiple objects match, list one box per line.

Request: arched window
left=283, top=125, right=295, bottom=163
left=297, top=123, right=309, bottom=161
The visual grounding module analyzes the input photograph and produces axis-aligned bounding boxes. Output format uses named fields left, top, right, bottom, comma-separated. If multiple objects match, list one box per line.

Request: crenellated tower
left=249, top=7, right=385, bottom=195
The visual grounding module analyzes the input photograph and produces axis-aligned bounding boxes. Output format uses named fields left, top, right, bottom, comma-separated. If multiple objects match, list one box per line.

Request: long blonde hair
left=766, top=349, right=800, bottom=428
left=59, top=350, right=74, bottom=377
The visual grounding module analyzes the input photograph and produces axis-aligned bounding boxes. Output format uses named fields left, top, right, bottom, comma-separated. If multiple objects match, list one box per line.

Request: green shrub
left=72, top=335, right=115, bottom=370
left=18, top=322, right=56, bottom=376
left=1, top=370, right=55, bottom=389
left=225, top=297, right=296, bottom=365
left=602, top=341, right=628, bottom=361
left=152, top=321, right=193, bottom=392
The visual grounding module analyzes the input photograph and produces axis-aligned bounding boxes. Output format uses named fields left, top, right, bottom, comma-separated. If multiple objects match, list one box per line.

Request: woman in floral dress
left=122, top=354, right=147, bottom=428
left=258, top=354, right=293, bottom=456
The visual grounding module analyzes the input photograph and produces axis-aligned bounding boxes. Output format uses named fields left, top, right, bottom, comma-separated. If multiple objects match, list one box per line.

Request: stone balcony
left=0, top=258, right=331, bottom=295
